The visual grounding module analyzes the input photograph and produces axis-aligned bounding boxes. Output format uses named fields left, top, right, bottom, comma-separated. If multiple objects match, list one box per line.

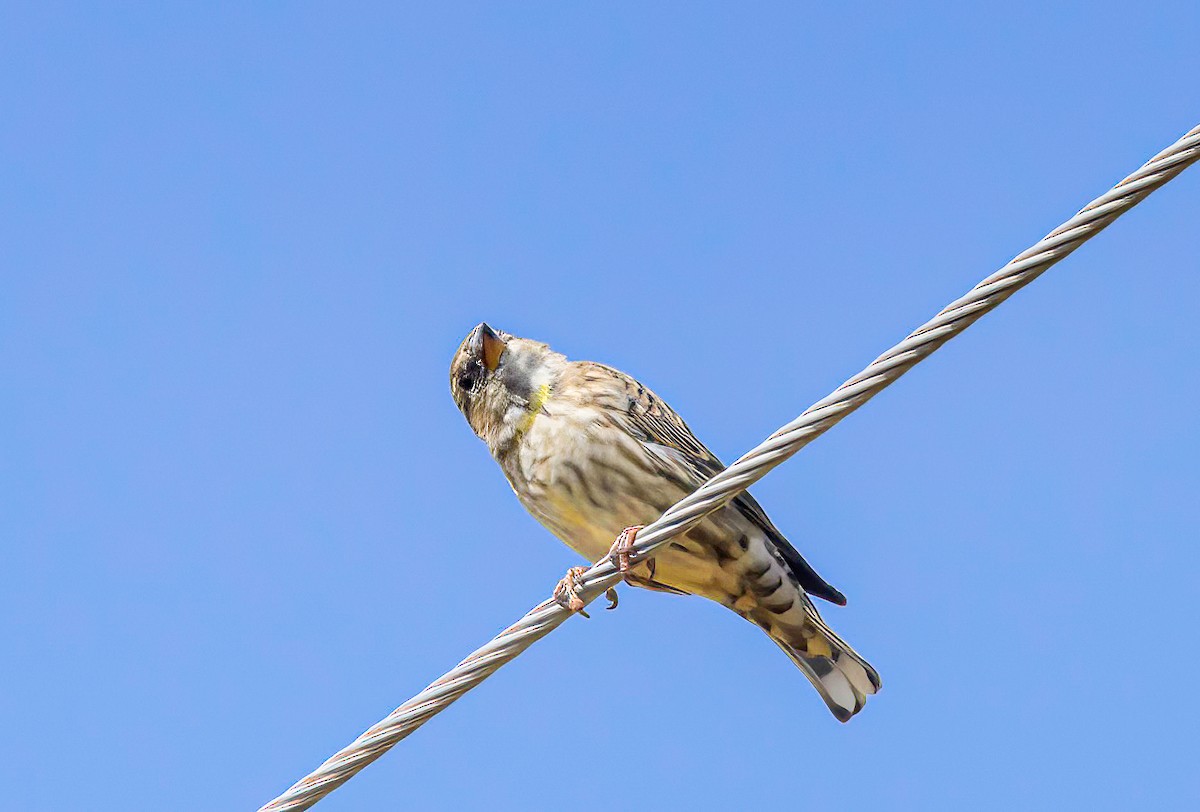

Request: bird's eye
left=457, top=363, right=481, bottom=393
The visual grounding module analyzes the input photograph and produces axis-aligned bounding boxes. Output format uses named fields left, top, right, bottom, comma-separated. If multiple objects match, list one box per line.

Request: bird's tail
left=762, top=604, right=881, bottom=722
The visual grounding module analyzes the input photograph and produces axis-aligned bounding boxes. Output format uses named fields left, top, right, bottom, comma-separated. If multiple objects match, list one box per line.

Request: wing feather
left=582, top=362, right=847, bottom=605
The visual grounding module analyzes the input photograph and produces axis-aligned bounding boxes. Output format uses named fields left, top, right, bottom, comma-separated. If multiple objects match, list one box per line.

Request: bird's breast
left=502, top=402, right=789, bottom=609
left=503, top=405, right=671, bottom=561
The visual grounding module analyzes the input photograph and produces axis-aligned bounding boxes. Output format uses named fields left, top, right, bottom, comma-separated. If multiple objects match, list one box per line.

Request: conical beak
left=470, top=322, right=506, bottom=371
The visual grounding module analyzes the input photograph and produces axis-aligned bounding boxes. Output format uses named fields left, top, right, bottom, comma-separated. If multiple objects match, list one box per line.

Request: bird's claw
left=607, top=525, right=645, bottom=573
left=553, top=566, right=591, bottom=617
left=604, top=586, right=619, bottom=610
left=554, top=525, right=645, bottom=616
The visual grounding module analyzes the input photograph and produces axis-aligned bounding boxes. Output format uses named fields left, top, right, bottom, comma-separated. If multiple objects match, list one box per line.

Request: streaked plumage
left=449, top=322, right=880, bottom=720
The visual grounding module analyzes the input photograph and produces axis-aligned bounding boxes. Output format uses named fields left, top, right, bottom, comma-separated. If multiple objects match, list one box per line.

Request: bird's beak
left=470, top=322, right=506, bottom=371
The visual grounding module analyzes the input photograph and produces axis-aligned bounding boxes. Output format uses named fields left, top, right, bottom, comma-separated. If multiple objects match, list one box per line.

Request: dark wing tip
left=822, top=586, right=848, bottom=607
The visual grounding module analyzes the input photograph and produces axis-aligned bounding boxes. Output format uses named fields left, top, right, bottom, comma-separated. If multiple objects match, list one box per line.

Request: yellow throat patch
left=516, top=383, right=552, bottom=437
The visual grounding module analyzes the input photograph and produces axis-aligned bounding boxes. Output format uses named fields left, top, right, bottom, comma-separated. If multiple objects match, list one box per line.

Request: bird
left=449, top=322, right=880, bottom=721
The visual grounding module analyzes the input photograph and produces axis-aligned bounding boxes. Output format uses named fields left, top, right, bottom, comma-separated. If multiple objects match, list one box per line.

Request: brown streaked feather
left=576, top=362, right=847, bottom=606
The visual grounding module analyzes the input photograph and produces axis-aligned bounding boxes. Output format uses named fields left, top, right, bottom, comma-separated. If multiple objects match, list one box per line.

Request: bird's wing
left=584, top=362, right=847, bottom=605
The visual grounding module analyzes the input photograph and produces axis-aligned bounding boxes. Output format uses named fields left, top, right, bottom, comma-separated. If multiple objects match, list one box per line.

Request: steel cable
left=260, top=123, right=1200, bottom=811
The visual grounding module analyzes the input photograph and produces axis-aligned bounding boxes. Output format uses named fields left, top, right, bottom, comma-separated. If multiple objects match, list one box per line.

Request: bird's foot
left=607, top=525, right=646, bottom=573
left=553, top=566, right=591, bottom=617
left=600, top=525, right=648, bottom=610
left=554, top=526, right=647, bottom=616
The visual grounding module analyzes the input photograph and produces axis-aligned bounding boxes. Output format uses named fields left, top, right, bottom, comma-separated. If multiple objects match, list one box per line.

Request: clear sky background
left=3, top=4, right=1198, bottom=810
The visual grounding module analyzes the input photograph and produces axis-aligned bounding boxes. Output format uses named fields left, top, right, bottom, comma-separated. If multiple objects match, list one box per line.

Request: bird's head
left=449, top=322, right=566, bottom=452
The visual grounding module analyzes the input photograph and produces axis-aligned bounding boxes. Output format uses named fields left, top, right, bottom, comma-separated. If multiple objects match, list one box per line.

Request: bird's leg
left=614, top=534, right=691, bottom=592
left=555, top=526, right=649, bottom=616
left=603, top=525, right=651, bottom=610
left=552, top=566, right=591, bottom=618
left=607, top=525, right=645, bottom=573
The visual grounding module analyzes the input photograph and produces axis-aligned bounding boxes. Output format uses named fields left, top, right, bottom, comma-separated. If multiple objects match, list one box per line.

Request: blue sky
left=3, top=4, right=1198, bottom=810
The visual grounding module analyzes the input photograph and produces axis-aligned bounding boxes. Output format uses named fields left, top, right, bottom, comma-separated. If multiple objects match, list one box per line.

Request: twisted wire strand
left=260, top=123, right=1200, bottom=811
